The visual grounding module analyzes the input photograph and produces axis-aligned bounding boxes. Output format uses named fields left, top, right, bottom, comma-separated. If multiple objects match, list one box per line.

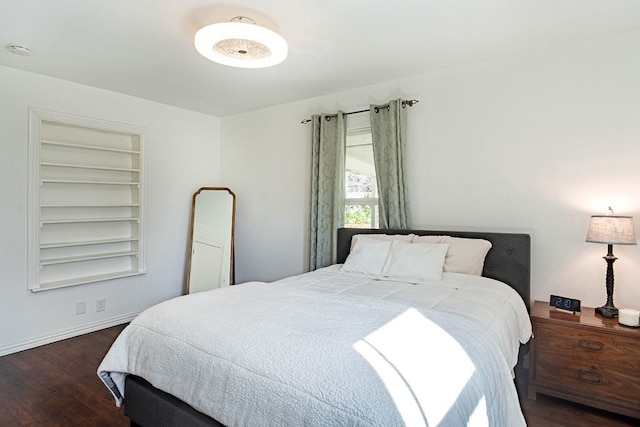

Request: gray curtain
left=370, top=99, right=410, bottom=229
left=309, top=113, right=346, bottom=270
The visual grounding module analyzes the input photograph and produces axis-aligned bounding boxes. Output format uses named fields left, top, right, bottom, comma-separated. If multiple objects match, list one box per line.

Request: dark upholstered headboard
left=336, top=228, right=531, bottom=310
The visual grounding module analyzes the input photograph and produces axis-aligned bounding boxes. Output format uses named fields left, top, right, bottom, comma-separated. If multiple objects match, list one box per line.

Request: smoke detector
left=194, top=16, right=287, bottom=69
left=7, top=44, right=32, bottom=56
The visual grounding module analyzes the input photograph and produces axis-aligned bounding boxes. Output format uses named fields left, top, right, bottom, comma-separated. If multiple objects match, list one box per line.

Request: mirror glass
left=185, top=187, right=235, bottom=294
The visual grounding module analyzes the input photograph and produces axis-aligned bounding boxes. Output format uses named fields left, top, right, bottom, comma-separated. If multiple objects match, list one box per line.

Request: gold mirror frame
left=184, top=187, right=236, bottom=294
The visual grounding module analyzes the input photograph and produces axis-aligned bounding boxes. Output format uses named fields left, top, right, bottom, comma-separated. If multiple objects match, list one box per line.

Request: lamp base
left=596, top=306, right=618, bottom=319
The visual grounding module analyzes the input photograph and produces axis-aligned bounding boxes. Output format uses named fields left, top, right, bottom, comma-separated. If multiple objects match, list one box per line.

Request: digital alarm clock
left=550, top=295, right=581, bottom=313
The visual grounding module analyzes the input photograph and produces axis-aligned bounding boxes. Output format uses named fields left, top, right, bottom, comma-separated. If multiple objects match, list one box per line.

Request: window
left=28, top=108, right=146, bottom=291
left=345, top=123, right=378, bottom=228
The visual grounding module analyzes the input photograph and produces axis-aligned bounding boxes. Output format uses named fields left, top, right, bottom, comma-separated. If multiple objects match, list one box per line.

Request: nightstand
left=528, top=300, right=640, bottom=418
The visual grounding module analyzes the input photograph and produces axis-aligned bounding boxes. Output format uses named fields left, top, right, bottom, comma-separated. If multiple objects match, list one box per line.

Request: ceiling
left=1, top=1, right=639, bottom=117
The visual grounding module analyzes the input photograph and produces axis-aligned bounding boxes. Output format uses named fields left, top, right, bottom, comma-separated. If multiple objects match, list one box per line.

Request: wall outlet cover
left=76, top=301, right=86, bottom=315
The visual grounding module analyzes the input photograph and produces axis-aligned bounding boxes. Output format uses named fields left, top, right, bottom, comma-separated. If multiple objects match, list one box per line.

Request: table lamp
left=585, top=208, right=637, bottom=318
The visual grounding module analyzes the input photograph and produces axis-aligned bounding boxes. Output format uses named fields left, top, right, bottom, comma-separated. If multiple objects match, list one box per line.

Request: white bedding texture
left=98, top=266, right=531, bottom=427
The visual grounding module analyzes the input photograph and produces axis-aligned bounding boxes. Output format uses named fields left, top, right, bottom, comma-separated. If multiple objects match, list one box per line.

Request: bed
left=99, top=228, right=531, bottom=426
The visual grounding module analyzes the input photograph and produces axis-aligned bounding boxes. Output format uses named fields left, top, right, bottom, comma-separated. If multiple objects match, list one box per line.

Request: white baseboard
left=0, top=312, right=140, bottom=357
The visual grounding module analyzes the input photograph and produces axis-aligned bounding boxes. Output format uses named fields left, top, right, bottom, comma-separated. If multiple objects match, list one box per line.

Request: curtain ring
left=324, top=116, right=332, bottom=121
left=374, top=106, right=379, bottom=113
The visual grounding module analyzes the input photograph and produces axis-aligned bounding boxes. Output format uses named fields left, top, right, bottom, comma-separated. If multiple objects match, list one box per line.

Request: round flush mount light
left=7, top=44, right=32, bottom=56
left=194, top=16, right=287, bottom=69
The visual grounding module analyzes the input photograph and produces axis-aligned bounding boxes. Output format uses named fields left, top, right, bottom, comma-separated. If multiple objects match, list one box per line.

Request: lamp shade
left=586, top=215, right=637, bottom=245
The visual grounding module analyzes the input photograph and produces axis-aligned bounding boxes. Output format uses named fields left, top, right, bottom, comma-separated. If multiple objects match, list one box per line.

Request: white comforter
left=98, top=266, right=531, bottom=427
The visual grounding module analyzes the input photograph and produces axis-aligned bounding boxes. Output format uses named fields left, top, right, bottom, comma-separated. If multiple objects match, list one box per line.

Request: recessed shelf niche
left=28, top=108, right=146, bottom=292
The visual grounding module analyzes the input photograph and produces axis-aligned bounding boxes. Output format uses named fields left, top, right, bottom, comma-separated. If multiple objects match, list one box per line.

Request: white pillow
left=350, top=233, right=414, bottom=252
left=341, top=237, right=393, bottom=276
left=412, top=235, right=492, bottom=276
left=382, top=241, right=449, bottom=282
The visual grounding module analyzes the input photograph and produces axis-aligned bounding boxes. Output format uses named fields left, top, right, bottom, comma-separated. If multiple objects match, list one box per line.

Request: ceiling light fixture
left=194, top=16, right=287, bottom=69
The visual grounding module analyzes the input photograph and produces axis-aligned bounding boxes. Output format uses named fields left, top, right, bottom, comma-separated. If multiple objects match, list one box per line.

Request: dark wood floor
left=0, top=324, right=638, bottom=426
left=0, top=324, right=129, bottom=426
left=516, top=382, right=638, bottom=427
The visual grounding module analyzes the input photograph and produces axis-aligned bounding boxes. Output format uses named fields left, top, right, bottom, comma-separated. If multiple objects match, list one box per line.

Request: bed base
left=124, top=228, right=531, bottom=427
left=125, top=375, right=223, bottom=427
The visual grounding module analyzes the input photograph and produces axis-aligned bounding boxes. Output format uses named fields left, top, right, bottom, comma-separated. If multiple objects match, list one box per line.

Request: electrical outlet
left=96, top=298, right=106, bottom=312
left=76, top=301, right=86, bottom=315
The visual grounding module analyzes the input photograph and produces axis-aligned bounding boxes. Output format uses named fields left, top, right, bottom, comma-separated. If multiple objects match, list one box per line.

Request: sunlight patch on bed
left=354, top=308, right=477, bottom=426
left=468, top=396, right=488, bottom=427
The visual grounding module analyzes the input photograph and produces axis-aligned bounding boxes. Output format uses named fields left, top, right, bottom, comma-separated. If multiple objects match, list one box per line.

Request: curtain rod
left=300, top=99, right=419, bottom=124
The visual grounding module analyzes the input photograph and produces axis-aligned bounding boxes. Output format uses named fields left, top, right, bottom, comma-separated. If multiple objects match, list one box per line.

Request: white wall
left=222, top=29, right=640, bottom=310
left=0, top=66, right=221, bottom=355
left=3, top=28, right=637, bottom=355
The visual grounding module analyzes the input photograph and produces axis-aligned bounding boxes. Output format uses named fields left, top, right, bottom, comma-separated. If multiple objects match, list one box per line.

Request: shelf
left=40, top=237, right=139, bottom=249
left=41, top=139, right=140, bottom=155
left=42, top=205, right=139, bottom=209
left=41, top=162, right=140, bottom=173
left=40, top=250, right=139, bottom=266
left=41, top=179, right=139, bottom=186
left=33, top=269, right=145, bottom=292
left=41, top=217, right=138, bottom=225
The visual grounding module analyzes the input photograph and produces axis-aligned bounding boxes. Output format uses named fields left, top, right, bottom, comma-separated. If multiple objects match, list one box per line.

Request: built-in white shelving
left=28, top=108, right=146, bottom=292
left=41, top=139, right=141, bottom=154
left=40, top=237, right=140, bottom=249
left=41, top=162, right=141, bottom=173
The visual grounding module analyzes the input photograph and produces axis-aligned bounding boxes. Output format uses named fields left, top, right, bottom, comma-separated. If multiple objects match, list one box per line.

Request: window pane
left=345, top=204, right=379, bottom=228
left=345, top=172, right=376, bottom=199
left=345, top=129, right=377, bottom=198
left=345, top=126, right=378, bottom=229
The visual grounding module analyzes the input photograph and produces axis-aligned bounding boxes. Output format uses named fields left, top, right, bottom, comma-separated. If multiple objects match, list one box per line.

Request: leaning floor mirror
left=185, top=187, right=236, bottom=294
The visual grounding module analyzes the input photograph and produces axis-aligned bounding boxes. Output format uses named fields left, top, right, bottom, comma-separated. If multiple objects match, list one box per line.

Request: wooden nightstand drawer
left=528, top=301, right=640, bottom=419
left=535, top=322, right=640, bottom=371
left=535, top=352, right=640, bottom=406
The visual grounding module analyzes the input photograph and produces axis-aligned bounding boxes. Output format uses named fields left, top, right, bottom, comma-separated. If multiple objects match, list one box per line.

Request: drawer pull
left=578, top=339, right=603, bottom=352
left=578, top=370, right=602, bottom=384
